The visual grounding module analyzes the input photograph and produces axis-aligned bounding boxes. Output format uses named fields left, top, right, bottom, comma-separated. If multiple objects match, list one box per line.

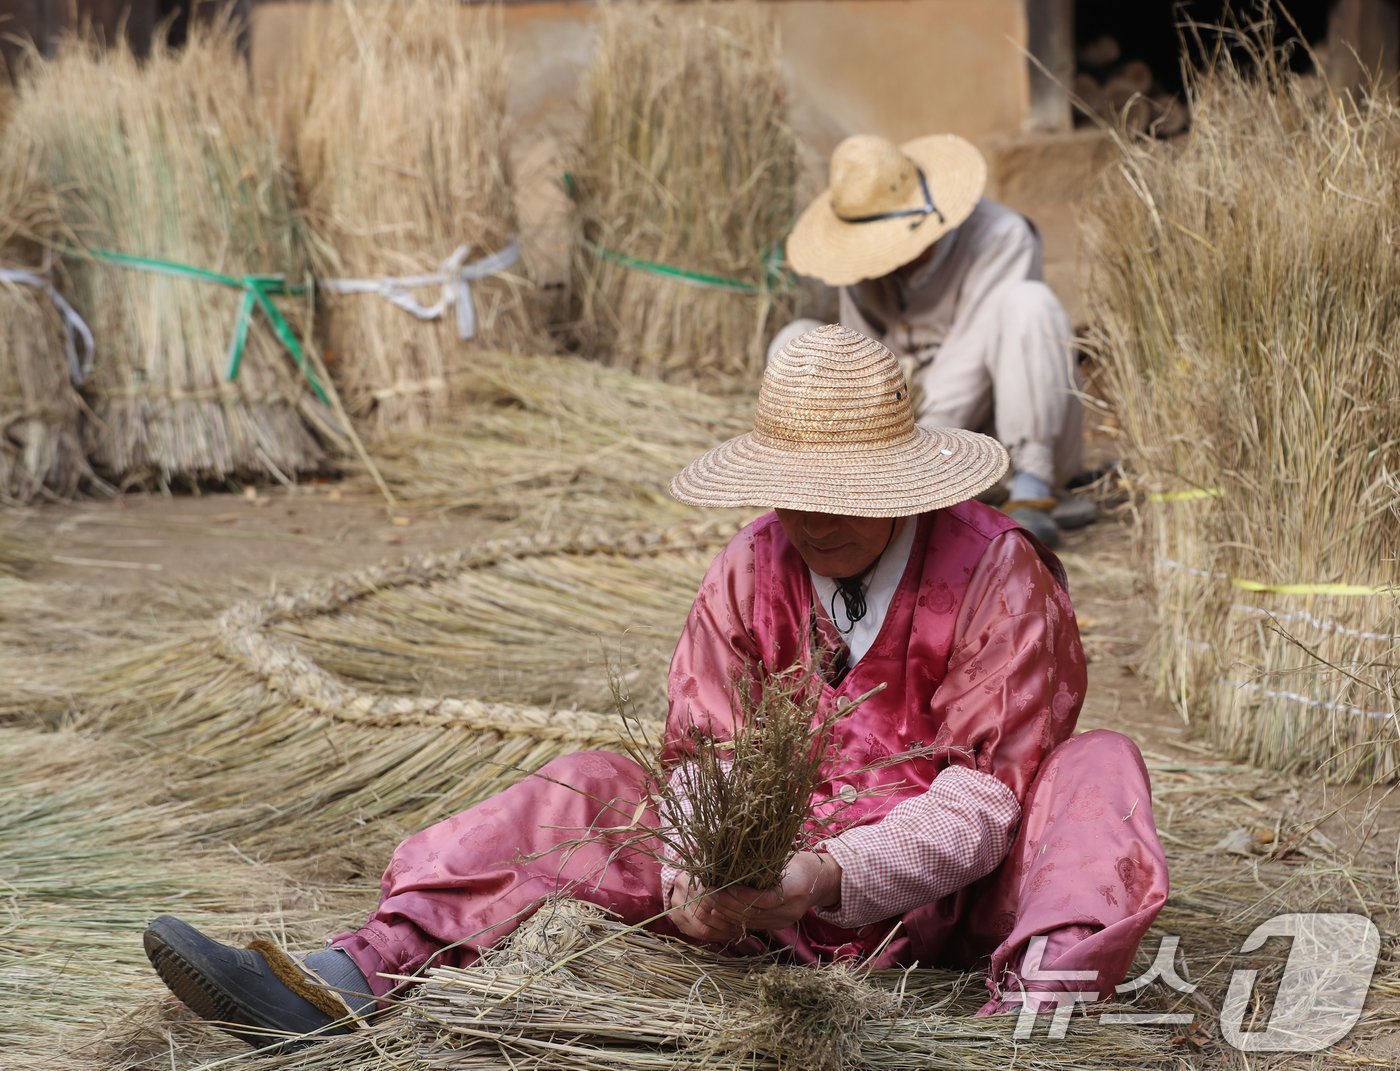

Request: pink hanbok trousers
left=334, top=728, right=1167, bottom=1006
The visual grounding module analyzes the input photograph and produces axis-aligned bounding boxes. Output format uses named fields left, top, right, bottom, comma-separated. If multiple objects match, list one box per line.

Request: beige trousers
left=768, top=281, right=1082, bottom=488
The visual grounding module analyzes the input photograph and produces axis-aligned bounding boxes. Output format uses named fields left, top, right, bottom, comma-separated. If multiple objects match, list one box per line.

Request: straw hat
left=786, top=134, right=987, bottom=286
left=671, top=325, right=1007, bottom=517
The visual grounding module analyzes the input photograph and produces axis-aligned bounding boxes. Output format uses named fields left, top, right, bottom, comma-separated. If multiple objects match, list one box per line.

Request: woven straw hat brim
left=671, top=425, right=1008, bottom=518
left=787, top=135, right=988, bottom=286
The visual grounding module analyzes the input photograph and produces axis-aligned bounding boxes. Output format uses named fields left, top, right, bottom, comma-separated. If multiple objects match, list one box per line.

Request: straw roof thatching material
left=0, top=121, right=94, bottom=501
left=1083, top=35, right=1400, bottom=781
left=403, top=901, right=1181, bottom=1071
left=351, top=350, right=752, bottom=527
left=281, top=0, right=544, bottom=435
left=6, top=25, right=344, bottom=487
left=37, top=525, right=728, bottom=872
left=568, top=0, right=800, bottom=383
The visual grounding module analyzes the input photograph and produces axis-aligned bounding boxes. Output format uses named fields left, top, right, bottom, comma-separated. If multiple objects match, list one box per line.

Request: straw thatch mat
left=0, top=726, right=361, bottom=1071
left=279, top=0, right=544, bottom=435
left=350, top=350, right=752, bottom=527
left=1082, top=37, right=1400, bottom=781
left=568, top=0, right=800, bottom=383
left=5, top=24, right=346, bottom=487
left=0, top=123, right=93, bottom=501
left=33, top=524, right=729, bottom=874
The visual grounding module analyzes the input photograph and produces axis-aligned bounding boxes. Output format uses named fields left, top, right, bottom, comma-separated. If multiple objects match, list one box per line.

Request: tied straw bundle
left=6, top=20, right=344, bottom=487
left=569, top=0, right=800, bottom=384
left=0, top=113, right=94, bottom=502
left=281, top=0, right=543, bottom=435
left=1083, top=16, right=1400, bottom=780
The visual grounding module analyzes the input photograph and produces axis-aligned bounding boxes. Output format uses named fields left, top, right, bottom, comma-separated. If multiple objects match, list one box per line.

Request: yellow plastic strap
left=1147, top=488, right=1223, bottom=502
left=1229, top=578, right=1399, bottom=597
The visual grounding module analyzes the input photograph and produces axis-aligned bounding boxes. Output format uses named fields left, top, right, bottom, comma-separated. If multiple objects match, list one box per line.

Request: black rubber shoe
left=144, top=915, right=352, bottom=1049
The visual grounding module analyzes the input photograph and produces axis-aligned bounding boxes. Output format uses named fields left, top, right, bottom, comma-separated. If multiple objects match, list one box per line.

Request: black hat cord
left=830, top=519, right=898, bottom=635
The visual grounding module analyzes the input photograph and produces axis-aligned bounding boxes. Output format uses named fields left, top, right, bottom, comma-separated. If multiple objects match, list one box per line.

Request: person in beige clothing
left=772, top=134, right=1086, bottom=545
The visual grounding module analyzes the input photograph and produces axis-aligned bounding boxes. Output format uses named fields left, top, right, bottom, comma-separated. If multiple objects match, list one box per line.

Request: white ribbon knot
left=319, top=240, right=521, bottom=340
left=0, top=268, right=96, bottom=385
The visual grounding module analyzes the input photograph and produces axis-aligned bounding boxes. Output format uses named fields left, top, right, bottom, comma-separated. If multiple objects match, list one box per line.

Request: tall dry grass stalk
left=0, top=116, right=93, bottom=501
left=279, top=0, right=543, bottom=435
left=6, top=23, right=343, bottom=487
left=1083, top=24, right=1400, bottom=780
left=569, top=0, right=799, bottom=384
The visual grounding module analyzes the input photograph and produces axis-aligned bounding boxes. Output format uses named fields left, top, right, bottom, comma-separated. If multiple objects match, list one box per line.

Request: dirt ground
left=2, top=482, right=1396, bottom=1070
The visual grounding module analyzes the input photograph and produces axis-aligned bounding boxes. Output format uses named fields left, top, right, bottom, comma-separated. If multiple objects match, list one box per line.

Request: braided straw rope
left=216, top=520, right=733, bottom=735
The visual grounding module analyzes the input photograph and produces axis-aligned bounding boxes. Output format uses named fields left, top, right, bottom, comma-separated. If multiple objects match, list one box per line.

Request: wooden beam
left=1025, top=0, right=1073, bottom=132
left=1327, top=0, right=1400, bottom=87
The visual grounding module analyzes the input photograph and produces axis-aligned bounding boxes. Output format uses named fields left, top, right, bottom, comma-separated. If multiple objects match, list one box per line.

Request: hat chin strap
left=830, top=519, right=898, bottom=634
left=833, top=167, right=946, bottom=231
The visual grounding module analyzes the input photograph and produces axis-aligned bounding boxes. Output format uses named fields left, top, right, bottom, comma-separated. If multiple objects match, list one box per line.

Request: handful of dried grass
left=636, top=666, right=881, bottom=891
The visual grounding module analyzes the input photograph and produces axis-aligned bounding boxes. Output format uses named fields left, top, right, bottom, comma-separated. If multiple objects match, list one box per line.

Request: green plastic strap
left=84, top=248, right=328, bottom=404
left=582, top=240, right=768, bottom=293
left=563, top=174, right=791, bottom=294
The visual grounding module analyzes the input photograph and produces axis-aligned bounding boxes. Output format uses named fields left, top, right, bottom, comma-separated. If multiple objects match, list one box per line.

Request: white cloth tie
left=0, top=267, right=95, bottom=385
left=319, top=240, right=521, bottom=340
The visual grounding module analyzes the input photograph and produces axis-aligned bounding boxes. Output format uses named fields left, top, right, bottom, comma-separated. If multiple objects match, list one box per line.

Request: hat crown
left=754, top=324, right=915, bottom=448
left=828, top=135, right=919, bottom=219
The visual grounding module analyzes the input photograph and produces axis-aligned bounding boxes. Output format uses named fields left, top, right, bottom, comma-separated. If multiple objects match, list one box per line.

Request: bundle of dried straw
left=280, top=0, right=542, bottom=434
left=6, top=23, right=343, bottom=487
left=0, top=121, right=93, bottom=501
left=569, top=0, right=799, bottom=383
left=1083, top=27, right=1400, bottom=780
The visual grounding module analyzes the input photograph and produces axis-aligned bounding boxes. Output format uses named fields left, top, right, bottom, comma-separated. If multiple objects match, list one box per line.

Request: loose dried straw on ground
left=349, top=349, right=752, bottom=527
left=400, top=901, right=1181, bottom=1071
left=1082, top=21, right=1400, bottom=780
left=568, top=0, right=800, bottom=383
left=0, top=115, right=93, bottom=501
left=16, top=525, right=728, bottom=874
left=6, top=22, right=345, bottom=486
left=0, top=726, right=361, bottom=1071
left=279, top=0, right=543, bottom=434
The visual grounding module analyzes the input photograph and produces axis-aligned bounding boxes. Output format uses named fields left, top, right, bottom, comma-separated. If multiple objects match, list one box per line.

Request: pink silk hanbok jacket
left=660, top=500, right=1086, bottom=959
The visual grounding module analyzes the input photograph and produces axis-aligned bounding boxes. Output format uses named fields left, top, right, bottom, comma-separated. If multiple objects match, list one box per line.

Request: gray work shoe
left=1008, top=506, right=1061, bottom=549
left=144, top=915, right=366, bottom=1049
left=1051, top=495, right=1099, bottom=531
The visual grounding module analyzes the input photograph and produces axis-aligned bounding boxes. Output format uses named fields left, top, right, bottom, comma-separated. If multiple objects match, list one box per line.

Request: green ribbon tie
left=85, top=248, right=328, bottom=405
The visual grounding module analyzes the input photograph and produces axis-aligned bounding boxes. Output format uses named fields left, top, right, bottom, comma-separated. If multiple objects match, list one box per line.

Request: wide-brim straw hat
left=671, top=325, right=1007, bottom=517
left=787, top=134, right=987, bottom=286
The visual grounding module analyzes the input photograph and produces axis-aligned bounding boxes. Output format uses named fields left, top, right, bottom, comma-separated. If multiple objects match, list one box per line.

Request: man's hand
left=668, top=852, right=842, bottom=942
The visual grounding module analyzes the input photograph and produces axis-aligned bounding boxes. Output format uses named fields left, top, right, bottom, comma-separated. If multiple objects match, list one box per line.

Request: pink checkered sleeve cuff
left=813, top=765, right=1021, bottom=929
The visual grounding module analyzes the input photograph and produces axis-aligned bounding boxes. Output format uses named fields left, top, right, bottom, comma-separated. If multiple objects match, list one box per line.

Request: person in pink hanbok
left=143, top=324, right=1168, bottom=1049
